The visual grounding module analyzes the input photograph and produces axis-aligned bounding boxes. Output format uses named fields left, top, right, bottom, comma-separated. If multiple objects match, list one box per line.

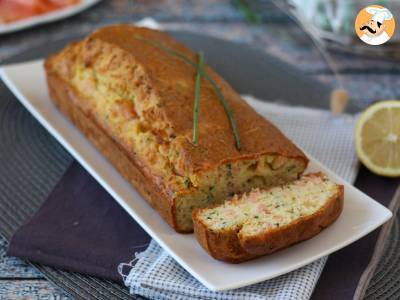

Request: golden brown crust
left=193, top=177, right=344, bottom=263
left=193, top=223, right=259, bottom=263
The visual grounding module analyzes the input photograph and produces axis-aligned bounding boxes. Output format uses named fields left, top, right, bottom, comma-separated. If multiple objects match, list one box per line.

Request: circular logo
left=355, top=5, right=395, bottom=45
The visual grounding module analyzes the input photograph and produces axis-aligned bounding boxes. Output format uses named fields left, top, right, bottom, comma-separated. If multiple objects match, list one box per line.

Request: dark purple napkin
left=7, top=161, right=150, bottom=283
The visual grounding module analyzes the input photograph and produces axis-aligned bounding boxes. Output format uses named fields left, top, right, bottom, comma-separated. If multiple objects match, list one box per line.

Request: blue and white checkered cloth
left=119, top=96, right=359, bottom=300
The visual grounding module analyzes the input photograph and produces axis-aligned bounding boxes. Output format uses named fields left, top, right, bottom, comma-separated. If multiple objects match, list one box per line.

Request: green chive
left=232, top=0, right=261, bottom=24
left=133, top=35, right=241, bottom=150
left=193, top=51, right=204, bottom=145
left=205, top=74, right=241, bottom=150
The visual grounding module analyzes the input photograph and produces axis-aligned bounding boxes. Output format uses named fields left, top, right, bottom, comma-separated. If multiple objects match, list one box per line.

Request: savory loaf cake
left=193, top=173, right=343, bottom=262
left=45, top=25, right=308, bottom=232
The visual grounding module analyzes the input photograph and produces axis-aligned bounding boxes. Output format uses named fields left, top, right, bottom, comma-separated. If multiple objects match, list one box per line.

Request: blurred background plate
left=0, top=0, right=101, bottom=35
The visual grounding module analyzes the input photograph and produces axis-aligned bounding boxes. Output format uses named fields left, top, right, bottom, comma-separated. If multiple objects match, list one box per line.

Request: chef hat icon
left=366, top=6, right=393, bottom=24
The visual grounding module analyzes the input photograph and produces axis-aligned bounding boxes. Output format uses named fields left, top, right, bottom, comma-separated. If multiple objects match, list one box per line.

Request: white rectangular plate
left=0, top=60, right=392, bottom=291
left=0, top=0, right=101, bottom=35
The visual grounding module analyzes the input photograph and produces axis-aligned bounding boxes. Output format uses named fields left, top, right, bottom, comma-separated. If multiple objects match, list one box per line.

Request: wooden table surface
left=1, top=1, right=399, bottom=298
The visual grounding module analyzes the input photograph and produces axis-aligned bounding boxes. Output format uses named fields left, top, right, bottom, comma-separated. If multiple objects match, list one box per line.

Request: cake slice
left=193, top=172, right=344, bottom=262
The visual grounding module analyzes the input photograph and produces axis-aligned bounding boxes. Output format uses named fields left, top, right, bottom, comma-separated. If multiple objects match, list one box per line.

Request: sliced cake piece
left=193, top=172, right=344, bottom=263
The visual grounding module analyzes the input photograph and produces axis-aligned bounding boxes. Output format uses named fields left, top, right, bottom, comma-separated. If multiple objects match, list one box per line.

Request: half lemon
left=355, top=100, right=400, bottom=177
